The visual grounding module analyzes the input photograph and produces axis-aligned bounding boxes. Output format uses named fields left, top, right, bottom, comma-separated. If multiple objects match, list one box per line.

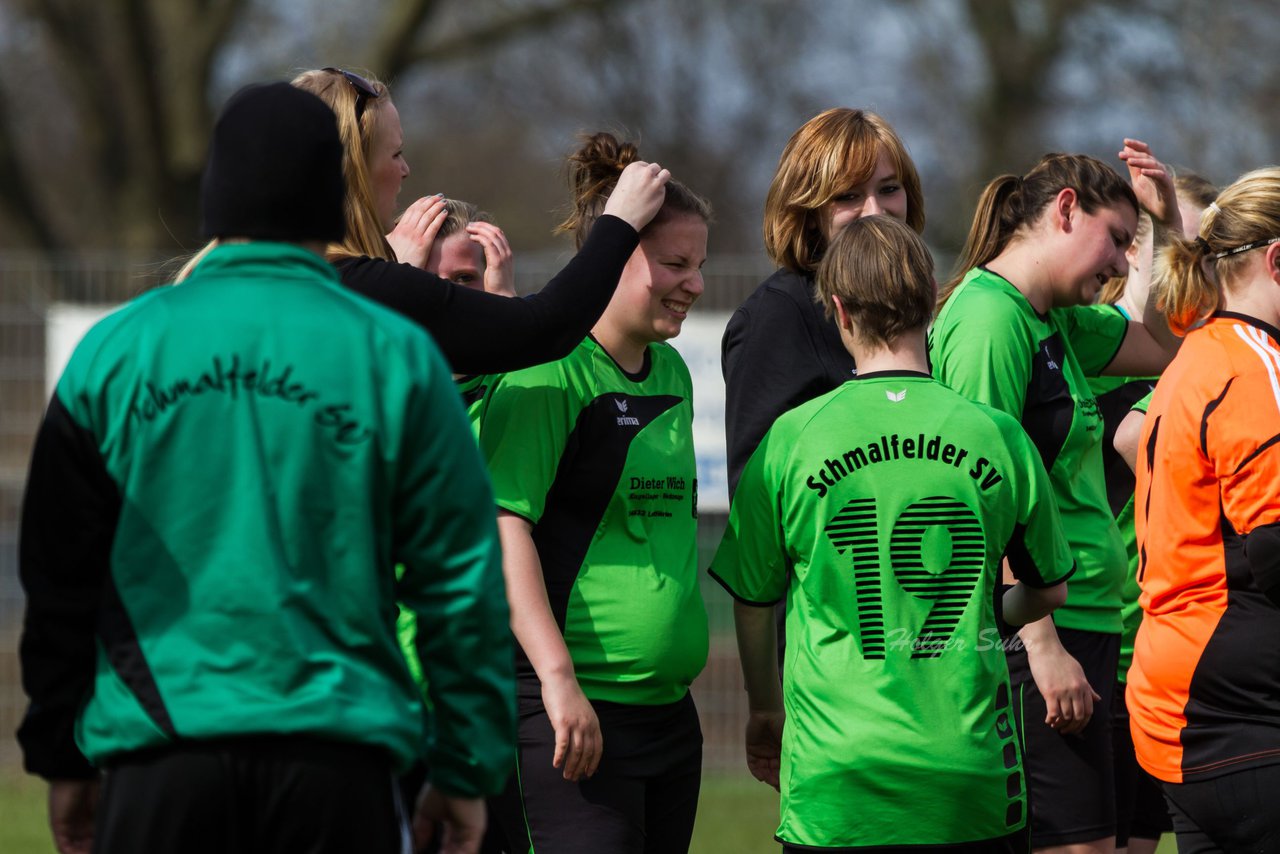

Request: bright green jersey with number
left=931, top=268, right=1129, bottom=633
left=711, top=372, right=1073, bottom=849
left=480, top=336, right=708, bottom=705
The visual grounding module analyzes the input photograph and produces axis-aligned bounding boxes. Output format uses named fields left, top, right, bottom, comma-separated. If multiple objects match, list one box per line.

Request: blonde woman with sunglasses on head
left=184, top=68, right=670, bottom=378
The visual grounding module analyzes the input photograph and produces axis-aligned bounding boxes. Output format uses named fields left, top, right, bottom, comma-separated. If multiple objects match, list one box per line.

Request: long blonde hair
left=1154, top=166, right=1280, bottom=335
left=175, top=68, right=395, bottom=282
left=291, top=68, right=395, bottom=263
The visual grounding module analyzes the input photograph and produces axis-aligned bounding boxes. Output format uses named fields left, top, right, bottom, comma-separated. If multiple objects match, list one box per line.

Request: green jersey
left=479, top=336, right=708, bottom=705
left=710, top=372, right=1073, bottom=848
left=930, top=267, right=1129, bottom=633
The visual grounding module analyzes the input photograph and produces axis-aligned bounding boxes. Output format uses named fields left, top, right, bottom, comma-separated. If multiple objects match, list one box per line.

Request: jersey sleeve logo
left=1041, top=342, right=1060, bottom=372
left=886, top=389, right=907, bottom=402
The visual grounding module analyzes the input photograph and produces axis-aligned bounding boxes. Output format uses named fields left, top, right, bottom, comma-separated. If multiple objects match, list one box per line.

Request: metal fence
left=0, top=249, right=773, bottom=775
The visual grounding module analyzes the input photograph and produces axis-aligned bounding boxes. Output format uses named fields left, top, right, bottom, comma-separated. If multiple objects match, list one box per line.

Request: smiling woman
left=477, top=131, right=714, bottom=853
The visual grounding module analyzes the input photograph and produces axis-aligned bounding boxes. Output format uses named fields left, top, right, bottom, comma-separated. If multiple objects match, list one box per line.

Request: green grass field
left=0, top=774, right=53, bottom=854
left=0, top=770, right=1177, bottom=853
left=0, top=773, right=778, bottom=853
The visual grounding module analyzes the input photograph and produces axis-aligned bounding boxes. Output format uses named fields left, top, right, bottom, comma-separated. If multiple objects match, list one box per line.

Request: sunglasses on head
left=323, top=67, right=379, bottom=123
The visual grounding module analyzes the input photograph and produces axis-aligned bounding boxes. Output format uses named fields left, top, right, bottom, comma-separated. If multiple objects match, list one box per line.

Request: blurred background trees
left=0, top=0, right=1274, bottom=263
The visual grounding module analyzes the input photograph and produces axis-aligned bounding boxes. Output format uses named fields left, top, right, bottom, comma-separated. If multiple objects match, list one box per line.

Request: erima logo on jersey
left=615, top=397, right=639, bottom=426
left=1042, top=344, right=1060, bottom=371
left=886, top=389, right=906, bottom=402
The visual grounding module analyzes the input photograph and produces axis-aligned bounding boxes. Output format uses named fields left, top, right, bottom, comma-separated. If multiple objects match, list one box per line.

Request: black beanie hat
left=201, top=82, right=346, bottom=242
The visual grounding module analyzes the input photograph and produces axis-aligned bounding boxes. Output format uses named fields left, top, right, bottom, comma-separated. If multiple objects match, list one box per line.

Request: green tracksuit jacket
left=18, top=242, right=514, bottom=797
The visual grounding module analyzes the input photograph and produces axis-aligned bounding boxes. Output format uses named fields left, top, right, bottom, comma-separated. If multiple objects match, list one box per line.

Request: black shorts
left=1163, top=764, right=1280, bottom=853
left=1007, top=626, right=1119, bottom=848
left=490, top=688, right=703, bottom=854
left=1111, top=681, right=1172, bottom=845
left=95, top=735, right=407, bottom=854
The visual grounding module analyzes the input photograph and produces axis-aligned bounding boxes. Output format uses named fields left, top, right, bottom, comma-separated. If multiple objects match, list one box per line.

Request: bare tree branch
left=402, top=0, right=620, bottom=69
left=371, top=0, right=445, bottom=77
left=0, top=78, right=58, bottom=250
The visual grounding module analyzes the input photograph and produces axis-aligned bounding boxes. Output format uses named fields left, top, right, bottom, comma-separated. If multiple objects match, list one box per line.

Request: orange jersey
left=1130, top=313, right=1280, bottom=783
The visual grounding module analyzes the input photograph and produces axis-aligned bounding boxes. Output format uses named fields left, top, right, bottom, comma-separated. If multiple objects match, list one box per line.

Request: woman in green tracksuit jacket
left=18, top=82, right=514, bottom=854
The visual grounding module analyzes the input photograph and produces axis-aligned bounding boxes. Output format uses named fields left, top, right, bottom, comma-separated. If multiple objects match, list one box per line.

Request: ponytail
left=1155, top=166, right=1280, bottom=334
left=939, top=153, right=1137, bottom=312
left=939, top=175, right=1023, bottom=308
left=1153, top=235, right=1218, bottom=335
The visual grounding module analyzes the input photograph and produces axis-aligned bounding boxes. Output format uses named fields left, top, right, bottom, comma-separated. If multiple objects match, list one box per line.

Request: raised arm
left=339, top=162, right=668, bottom=375
left=1107, top=139, right=1184, bottom=374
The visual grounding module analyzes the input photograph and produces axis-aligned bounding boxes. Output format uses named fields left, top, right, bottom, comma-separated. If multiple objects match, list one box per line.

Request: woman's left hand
left=467, top=222, right=516, bottom=297
left=1119, top=139, right=1182, bottom=234
left=387, top=195, right=448, bottom=269
left=744, top=710, right=785, bottom=790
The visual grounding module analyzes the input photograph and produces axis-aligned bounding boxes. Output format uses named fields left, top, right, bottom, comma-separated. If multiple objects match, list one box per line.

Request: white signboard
left=45, top=303, right=114, bottom=399
left=669, top=312, right=731, bottom=513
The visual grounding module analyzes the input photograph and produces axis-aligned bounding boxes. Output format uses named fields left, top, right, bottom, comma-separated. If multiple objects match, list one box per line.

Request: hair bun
left=558, top=131, right=641, bottom=243
left=566, top=132, right=639, bottom=204
left=573, top=131, right=638, bottom=171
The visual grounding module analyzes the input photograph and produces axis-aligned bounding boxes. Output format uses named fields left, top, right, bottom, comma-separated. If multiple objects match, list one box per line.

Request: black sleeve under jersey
left=18, top=395, right=118, bottom=780
left=722, top=283, right=845, bottom=499
left=336, top=214, right=639, bottom=375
